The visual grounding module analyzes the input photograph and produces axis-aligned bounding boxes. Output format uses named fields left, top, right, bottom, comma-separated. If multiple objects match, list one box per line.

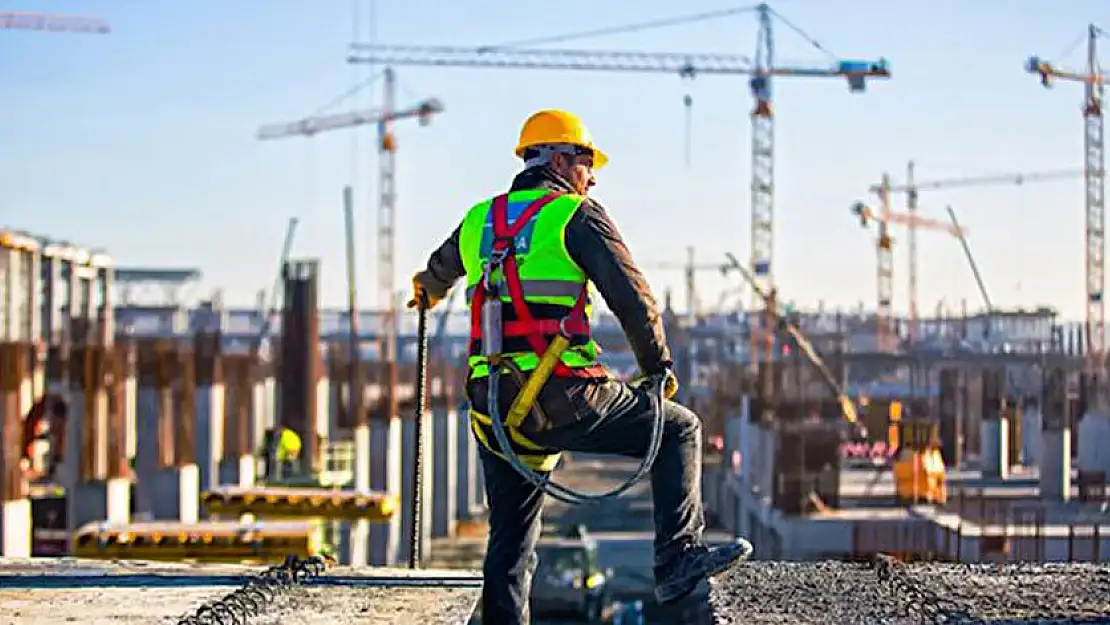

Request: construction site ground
left=5, top=456, right=1110, bottom=624
left=0, top=559, right=482, bottom=624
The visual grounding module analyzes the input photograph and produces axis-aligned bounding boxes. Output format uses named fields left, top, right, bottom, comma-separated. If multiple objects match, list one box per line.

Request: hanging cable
left=766, top=6, right=838, bottom=60
left=479, top=4, right=759, bottom=51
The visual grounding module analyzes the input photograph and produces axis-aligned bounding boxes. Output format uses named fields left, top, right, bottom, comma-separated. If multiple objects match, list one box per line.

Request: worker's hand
left=406, top=273, right=442, bottom=310
left=630, top=367, right=678, bottom=400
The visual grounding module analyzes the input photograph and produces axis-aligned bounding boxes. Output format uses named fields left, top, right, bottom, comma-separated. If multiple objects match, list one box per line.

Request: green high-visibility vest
left=457, top=189, right=604, bottom=471
left=458, top=189, right=602, bottom=378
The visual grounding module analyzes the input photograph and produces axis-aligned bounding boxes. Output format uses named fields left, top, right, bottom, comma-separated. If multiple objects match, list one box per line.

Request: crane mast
left=379, top=68, right=400, bottom=413
left=749, top=4, right=775, bottom=370
left=906, top=161, right=919, bottom=343
left=1029, top=28, right=1109, bottom=374
left=1084, top=28, right=1107, bottom=377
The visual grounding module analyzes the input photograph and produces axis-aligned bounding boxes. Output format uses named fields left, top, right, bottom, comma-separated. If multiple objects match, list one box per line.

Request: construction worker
left=261, top=426, right=302, bottom=480
left=408, top=109, right=752, bottom=624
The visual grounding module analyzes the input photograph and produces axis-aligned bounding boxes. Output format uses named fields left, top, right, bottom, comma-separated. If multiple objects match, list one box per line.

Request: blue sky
left=2, top=0, right=1108, bottom=320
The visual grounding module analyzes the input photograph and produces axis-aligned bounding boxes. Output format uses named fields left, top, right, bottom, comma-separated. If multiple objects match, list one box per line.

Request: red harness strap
left=469, top=193, right=605, bottom=378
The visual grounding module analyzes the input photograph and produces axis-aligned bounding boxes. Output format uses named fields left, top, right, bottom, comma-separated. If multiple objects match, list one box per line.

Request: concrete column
left=102, top=345, right=131, bottom=526
left=218, top=356, right=256, bottom=488
left=134, top=351, right=160, bottom=519
left=316, top=374, right=330, bottom=449
left=455, top=398, right=479, bottom=520
left=1, top=342, right=32, bottom=557
left=369, top=415, right=402, bottom=565
left=152, top=345, right=199, bottom=523
left=1021, top=398, right=1042, bottom=467
left=348, top=353, right=369, bottom=567
left=980, top=369, right=1009, bottom=478
left=193, top=333, right=224, bottom=492
left=980, top=419, right=1009, bottom=478
left=739, top=396, right=755, bottom=487
left=250, top=372, right=276, bottom=478
left=1041, top=368, right=1072, bottom=501
left=64, top=344, right=122, bottom=530
left=400, top=413, right=434, bottom=563
left=432, top=404, right=458, bottom=538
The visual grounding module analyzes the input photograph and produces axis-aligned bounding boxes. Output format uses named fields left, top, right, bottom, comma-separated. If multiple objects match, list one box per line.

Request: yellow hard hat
left=514, top=109, right=609, bottom=169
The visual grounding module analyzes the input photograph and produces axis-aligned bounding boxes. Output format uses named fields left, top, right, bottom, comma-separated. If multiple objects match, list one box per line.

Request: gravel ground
left=709, top=560, right=1110, bottom=624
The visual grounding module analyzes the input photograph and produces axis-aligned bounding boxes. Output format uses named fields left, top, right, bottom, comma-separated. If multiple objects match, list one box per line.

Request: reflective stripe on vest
left=457, top=189, right=605, bottom=379
left=469, top=409, right=562, bottom=472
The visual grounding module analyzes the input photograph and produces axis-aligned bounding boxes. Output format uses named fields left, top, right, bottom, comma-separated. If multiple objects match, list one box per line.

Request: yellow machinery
left=892, top=417, right=947, bottom=504
left=201, top=486, right=397, bottom=522
left=73, top=520, right=324, bottom=563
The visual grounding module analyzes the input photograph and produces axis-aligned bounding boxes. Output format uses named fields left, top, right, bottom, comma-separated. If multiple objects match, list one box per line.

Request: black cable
left=176, top=555, right=330, bottom=625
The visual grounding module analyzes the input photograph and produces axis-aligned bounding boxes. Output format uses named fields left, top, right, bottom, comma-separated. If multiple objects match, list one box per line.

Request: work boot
left=654, top=538, right=754, bottom=604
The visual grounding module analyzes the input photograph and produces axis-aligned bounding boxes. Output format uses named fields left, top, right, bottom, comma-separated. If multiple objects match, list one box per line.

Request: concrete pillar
left=1, top=342, right=32, bottom=557
left=456, top=398, right=479, bottom=520
left=369, top=415, right=402, bottom=565
left=432, top=404, right=458, bottom=538
left=102, top=345, right=131, bottom=525
left=151, top=345, right=199, bottom=523
left=193, top=333, right=224, bottom=492
left=739, top=396, right=754, bottom=487
left=316, top=373, right=331, bottom=449
left=1021, top=398, right=1042, bottom=467
left=1041, top=368, right=1071, bottom=501
left=400, top=413, right=434, bottom=563
left=64, top=344, right=124, bottom=530
left=218, top=356, right=256, bottom=488
left=348, top=352, right=369, bottom=567
left=980, top=419, right=1009, bottom=478
left=250, top=371, right=276, bottom=477
left=134, top=341, right=163, bottom=518
left=980, top=369, right=1009, bottom=479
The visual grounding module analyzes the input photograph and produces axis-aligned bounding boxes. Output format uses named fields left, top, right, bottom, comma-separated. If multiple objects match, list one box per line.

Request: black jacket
left=416, top=166, right=672, bottom=376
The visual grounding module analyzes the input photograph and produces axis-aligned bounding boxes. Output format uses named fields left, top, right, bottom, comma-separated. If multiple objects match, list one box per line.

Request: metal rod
left=409, top=304, right=430, bottom=569
left=945, top=206, right=993, bottom=316
left=343, top=186, right=363, bottom=427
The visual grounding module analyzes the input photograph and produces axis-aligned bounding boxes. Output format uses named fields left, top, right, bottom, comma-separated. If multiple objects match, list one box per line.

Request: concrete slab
left=709, top=561, right=1110, bottom=624
left=0, top=558, right=482, bottom=625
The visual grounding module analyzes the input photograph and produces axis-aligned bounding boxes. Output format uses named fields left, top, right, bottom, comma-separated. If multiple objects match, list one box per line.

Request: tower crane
left=850, top=196, right=964, bottom=352
left=257, top=68, right=443, bottom=418
left=347, top=2, right=891, bottom=373
left=0, top=11, right=109, bottom=34
left=641, top=246, right=729, bottom=320
left=861, top=166, right=1084, bottom=351
left=1027, top=25, right=1108, bottom=375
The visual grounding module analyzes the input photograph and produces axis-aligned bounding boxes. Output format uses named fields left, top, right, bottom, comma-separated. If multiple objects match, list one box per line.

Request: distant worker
left=407, top=109, right=752, bottom=624
left=22, top=394, right=67, bottom=479
left=261, top=426, right=302, bottom=480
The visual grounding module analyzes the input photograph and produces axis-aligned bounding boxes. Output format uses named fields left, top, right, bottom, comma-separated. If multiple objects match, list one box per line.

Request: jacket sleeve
left=415, top=223, right=466, bottom=300
left=565, top=199, right=672, bottom=374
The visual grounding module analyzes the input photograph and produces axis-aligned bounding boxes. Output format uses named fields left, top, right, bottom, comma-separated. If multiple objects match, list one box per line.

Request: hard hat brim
left=514, top=142, right=609, bottom=169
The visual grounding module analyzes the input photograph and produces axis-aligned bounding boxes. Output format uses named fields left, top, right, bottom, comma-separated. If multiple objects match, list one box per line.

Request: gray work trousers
left=469, top=376, right=706, bottom=625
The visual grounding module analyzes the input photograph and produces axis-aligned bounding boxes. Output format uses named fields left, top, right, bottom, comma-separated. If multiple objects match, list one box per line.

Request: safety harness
left=468, top=192, right=606, bottom=380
